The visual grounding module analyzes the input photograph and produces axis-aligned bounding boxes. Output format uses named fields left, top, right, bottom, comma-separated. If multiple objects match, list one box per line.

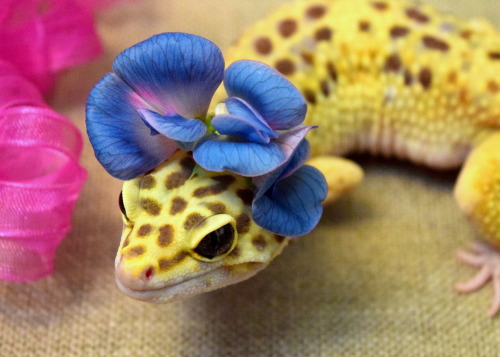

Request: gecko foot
left=455, top=241, right=500, bottom=317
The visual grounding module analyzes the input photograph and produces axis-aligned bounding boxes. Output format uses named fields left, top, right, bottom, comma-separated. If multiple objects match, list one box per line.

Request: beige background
left=2, top=0, right=500, bottom=355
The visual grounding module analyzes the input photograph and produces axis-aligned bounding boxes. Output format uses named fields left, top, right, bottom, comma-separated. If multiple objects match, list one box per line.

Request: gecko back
left=219, top=0, right=500, bottom=169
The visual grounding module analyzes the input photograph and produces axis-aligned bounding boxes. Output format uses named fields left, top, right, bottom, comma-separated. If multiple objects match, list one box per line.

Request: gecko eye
left=119, top=191, right=129, bottom=220
left=194, top=224, right=235, bottom=259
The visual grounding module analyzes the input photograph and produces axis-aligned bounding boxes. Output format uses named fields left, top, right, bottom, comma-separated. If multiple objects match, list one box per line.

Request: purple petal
left=224, top=60, right=307, bottom=130
left=253, top=165, right=327, bottom=236
left=193, top=134, right=285, bottom=176
left=113, top=33, right=224, bottom=118
left=86, top=73, right=177, bottom=180
left=137, top=108, right=206, bottom=142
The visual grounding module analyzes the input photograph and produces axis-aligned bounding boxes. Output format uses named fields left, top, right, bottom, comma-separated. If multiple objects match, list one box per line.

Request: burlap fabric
left=2, top=0, right=500, bottom=355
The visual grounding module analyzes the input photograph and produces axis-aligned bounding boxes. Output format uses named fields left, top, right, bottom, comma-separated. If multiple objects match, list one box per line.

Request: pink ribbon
left=0, top=0, right=115, bottom=280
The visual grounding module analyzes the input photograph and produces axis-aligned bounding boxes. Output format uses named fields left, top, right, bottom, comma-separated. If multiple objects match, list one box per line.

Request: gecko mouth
left=115, top=262, right=267, bottom=304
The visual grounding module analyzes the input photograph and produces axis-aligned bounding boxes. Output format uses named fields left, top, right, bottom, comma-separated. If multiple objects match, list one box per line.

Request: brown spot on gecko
left=236, top=213, right=251, bottom=234
left=140, top=198, right=161, bottom=216
left=404, top=69, right=413, bottom=86
left=418, top=67, right=432, bottom=89
left=254, top=37, right=272, bottom=55
left=303, top=88, right=317, bottom=104
left=327, top=62, right=338, bottom=82
left=384, top=54, right=402, bottom=72
left=422, top=35, right=449, bottom=52
left=228, top=246, right=240, bottom=258
left=320, top=80, right=330, bottom=96
left=237, top=189, right=253, bottom=206
left=447, top=71, right=458, bottom=84
left=193, top=175, right=236, bottom=198
left=279, top=19, right=297, bottom=37
left=460, top=30, right=472, bottom=40
left=275, top=59, right=296, bottom=75
left=205, top=202, right=226, bottom=214
left=359, top=21, right=371, bottom=32
left=390, top=25, right=410, bottom=39
left=274, top=234, right=285, bottom=243
left=372, top=1, right=388, bottom=11
left=252, top=235, right=267, bottom=251
left=165, top=172, right=189, bottom=190
left=184, top=213, right=206, bottom=230
left=126, top=246, right=145, bottom=258
left=488, top=52, right=500, bottom=60
left=137, top=224, right=152, bottom=237
left=158, top=253, right=187, bottom=271
left=170, top=197, right=188, bottom=215
left=158, top=224, right=174, bottom=247
left=488, top=80, right=500, bottom=93
left=306, top=5, right=327, bottom=19
left=315, top=27, right=332, bottom=41
left=139, top=175, right=156, bottom=189
left=301, top=51, right=315, bottom=65
left=406, top=8, right=429, bottom=23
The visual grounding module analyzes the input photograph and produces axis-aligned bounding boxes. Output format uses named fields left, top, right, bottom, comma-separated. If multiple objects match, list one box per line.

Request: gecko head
left=85, top=33, right=327, bottom=302
left=115, top=150, right=288, bottom=303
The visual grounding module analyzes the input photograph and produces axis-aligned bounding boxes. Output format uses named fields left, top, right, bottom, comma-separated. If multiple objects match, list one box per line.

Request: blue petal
left=113, top=33, right=224, bottom=118
left=253, top=165, right=327, bottom=236
left=137, top=108, right=206, bottom=142
left=223, top=60, right=307, bottom=130
left=212, top=114, right=276, bottom=144
left=86, top=73, right=177, bottom=180
left=224, top=97, right=276, bottom=136
left=193, top=134, right=285, bottom=176
left=254, top=139, right=311, bottom=202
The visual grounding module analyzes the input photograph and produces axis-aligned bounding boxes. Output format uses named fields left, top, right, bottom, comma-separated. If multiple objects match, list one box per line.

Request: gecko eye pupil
left=194, top=224, right=235, bottom=259
left=118, top=191, right=129, bottom=220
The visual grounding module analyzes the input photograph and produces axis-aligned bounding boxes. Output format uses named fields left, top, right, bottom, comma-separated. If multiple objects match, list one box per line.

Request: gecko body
left=114, top=0, right=500, bottom=315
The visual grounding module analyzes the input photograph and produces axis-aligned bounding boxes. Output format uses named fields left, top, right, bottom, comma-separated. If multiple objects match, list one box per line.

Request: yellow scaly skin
left=116, top=0, right=500, bottom=316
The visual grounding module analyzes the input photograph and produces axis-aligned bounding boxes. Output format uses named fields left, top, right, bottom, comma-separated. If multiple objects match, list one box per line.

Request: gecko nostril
left=144, top=267, right=155, bottom=280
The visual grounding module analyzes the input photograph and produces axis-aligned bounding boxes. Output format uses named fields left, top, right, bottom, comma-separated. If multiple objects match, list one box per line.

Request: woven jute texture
left=2, top=0, right=500, bottom=355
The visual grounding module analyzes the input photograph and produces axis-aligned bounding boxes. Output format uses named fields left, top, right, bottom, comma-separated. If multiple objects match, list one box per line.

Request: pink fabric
left=0, top=0, right=125, bottom=280
left=0, top=0, right=103, bottom=94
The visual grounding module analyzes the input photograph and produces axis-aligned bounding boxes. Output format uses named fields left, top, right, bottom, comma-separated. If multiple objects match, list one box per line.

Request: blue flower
left=86, top=33, right=224, bottom=179
left=252, top=140, right=328, bottom=236
left=193, top=60, right=311, bottom=177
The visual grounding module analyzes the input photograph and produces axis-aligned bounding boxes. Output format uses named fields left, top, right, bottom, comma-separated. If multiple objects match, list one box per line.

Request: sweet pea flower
left=193, top=60, right=311, bottom=176
left=252, top=140, right=328, bottom=236
left=86, top=33, right=224, bottom=179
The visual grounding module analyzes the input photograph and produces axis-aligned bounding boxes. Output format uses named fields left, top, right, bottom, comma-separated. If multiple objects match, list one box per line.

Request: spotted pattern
left=236, top=213, right=251, bottom=234
left=255, top=37, right=272, bottom=55
left=301, top=51, right=315, bottom=65
left=390, top=25, right=410, bottom=38
left=488, top=52, right=500, bottom=60
left=418, top=67, right=432, bottom=89
left=406, top=8, right=429, bottom=23
left=159, top=253, right=187, bottom=271
left=275, top=58, right=296, bottom=75
left=326, top=62, right=338, bottom=81
left=422, top=35, right=449, bottom=52
left=372, top=1, right=388, bottom=11
left=126, top=246, right=145, bottom=258
left=193, top=175, right=236, bottom=198
left=237, top=189, right=253, bottom=206
left=315, top=27, right=333, bottom=41
left=279, top=19, right=297, bottom=37
left=140, top=198, right=161, bottom=216
left=303, top=88, right=317, bottom=104
left=138, top=224, right=152, bottom=237
left=252, top=235, right=267, bottom=251
left=205, top=202, right=227, bottom=214
left=384, top=54, right=402, bottom=72
left=139, top=175, right=156, bottom=189
left=184, top=213, right=206, bottom=230
left=170, top=197, right=188, bottom=215
left=359, top=21, right=371, bottom=32
left=158, top=224, right=174, bottom=247
left=306, top=5, right=327, bottom=19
